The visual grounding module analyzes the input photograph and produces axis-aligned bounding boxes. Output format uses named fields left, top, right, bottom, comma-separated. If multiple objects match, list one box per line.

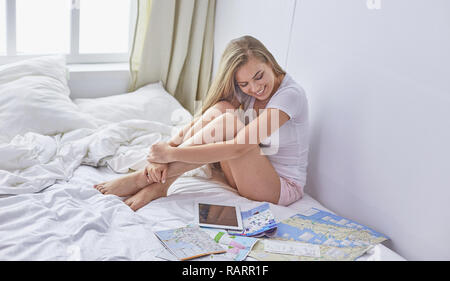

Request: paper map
left=154, top=225, right=225, bottom=261
left=249, top=241, right=373, bottom=261
left=202, top=229, right=258, bottom=261
left=249, top=207, right=389, bottom=261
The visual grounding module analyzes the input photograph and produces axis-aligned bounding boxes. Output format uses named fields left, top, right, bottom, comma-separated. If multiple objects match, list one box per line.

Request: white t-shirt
left=234, top=73, right=309, bottom=188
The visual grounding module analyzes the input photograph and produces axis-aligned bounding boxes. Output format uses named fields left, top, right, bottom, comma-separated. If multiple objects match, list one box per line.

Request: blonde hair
left=198, top=35, right=286, bottom=116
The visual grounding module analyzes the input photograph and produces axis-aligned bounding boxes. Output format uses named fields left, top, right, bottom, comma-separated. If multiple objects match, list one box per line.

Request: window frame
left=1, top=0, right=137, bottom=65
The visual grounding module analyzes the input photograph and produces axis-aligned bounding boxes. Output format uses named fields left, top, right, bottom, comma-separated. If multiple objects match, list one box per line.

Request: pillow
left=73, top=82, right=193, bottom=126
left=0, top=56, right=97, bottom=143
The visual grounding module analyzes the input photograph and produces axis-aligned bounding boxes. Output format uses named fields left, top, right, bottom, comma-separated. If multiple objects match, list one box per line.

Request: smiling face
left=235, top=56, right=279, bottom=102
left=201, top=36, right=286, bottom=115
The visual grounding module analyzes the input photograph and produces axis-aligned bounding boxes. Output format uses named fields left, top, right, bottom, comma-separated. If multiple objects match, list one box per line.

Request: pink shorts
left=278, top=177, right=304, bottom=206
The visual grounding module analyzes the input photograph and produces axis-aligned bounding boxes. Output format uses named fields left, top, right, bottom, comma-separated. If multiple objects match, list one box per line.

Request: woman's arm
left=174, top=141, right=248, bottom=163
left=150, top=108, right=290, bottom=164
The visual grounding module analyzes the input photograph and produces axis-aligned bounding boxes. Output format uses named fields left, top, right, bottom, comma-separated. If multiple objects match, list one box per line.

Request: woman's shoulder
left=267, top=74, right=308, bottom=121
left=269, top=73, right=307, bottom=104
left=277, top=73, right=306, bottom=97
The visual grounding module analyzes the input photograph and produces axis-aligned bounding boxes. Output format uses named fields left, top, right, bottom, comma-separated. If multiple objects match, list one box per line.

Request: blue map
left=228, top=203, right=278, bottom=237
left=273, top=208, right=389, bottom=248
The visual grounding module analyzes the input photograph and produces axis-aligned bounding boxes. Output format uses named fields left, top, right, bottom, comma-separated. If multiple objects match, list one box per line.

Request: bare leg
left=122, top=111, right=243, bottom=211
left=94, top=101, right=237, bottom=198
left=94, top=161, right=206, bottom=196
left=178, top=101, right=235, bottom=145
left=185, top=112, right=281, bottom=203
left=124, top=176, right=179, bottom=211
left=94, top=170, right=150, bottom=197
left=220, top=146, right=281, bottom=204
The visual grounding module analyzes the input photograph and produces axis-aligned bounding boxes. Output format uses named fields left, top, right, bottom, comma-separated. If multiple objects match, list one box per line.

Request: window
left=0, top=0, right=136, bottom=64
left=79, top=0, right=131, bottom=54
left=16, top=0, right=71, bottom=55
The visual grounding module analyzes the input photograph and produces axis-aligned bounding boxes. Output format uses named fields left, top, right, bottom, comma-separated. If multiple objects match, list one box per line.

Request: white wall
left=68, top=64, right=130, bottom=99
left=213, top=0, right=296, bottom=76
left=214, top=0, right=450, bottom=260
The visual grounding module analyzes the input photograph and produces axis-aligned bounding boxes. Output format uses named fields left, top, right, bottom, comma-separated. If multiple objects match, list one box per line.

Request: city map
left=154, top=225, right=225, bottom=260
left=249, top=207, right=389, bottom=261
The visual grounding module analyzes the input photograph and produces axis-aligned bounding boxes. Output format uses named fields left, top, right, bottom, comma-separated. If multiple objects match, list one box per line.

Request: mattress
left=0, top=164, right=405, bottom=261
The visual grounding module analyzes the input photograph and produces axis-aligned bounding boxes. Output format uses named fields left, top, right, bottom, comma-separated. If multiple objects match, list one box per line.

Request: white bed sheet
left=0, top=164, right=405, bottom=261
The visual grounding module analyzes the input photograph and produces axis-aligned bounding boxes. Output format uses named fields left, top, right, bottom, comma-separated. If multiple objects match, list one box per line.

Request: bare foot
left=124, top=181, right=170, bottom=211
left=94, top=170, right=151, bottom=197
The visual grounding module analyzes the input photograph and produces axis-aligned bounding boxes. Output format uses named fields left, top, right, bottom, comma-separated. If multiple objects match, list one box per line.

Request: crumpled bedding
left=0, top=164, right=402, bottom=261
left=0, top=121, right=403, bottom=260
left=0, top=119, right=210, bottom=195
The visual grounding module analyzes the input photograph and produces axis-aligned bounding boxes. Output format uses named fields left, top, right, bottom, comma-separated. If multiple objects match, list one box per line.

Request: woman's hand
left=147, top=142, right=175, bottom=163
left=144, top=162, right=168, bottom=184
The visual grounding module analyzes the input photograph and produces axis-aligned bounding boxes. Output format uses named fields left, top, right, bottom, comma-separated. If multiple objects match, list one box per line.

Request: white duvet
left=0, top=163, right=402, bottom=261
left=0, top=119, right=213, bottom=195
left=0, top=56, right=196, bottom=195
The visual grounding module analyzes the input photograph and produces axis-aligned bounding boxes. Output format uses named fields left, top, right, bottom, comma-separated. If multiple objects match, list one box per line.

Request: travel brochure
left=227, top=203, right=278, bottom=237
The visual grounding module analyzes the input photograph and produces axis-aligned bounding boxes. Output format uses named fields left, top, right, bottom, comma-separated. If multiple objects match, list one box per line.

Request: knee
left=203, top=101, right=238, bottom=124
left=202, top=101, right=233, bottom=122
left=212, top=100, right=237, bottom=114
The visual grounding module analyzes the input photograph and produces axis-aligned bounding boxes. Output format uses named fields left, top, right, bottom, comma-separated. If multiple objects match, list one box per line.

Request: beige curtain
left=129, top=0, right=216, bottom=115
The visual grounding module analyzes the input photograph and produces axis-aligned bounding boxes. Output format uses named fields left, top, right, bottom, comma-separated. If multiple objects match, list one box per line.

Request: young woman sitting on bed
left=94, top=35, right=309, bottom=211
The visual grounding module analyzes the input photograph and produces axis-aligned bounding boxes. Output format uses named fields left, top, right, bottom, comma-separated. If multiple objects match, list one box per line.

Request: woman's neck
left=268, top=73, right=285, bottom=99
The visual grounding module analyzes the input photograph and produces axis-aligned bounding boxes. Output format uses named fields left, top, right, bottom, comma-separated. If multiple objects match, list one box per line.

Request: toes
left=129, top=198, right=143, bottom=212
left=124, top=198, right=139, bottom=211
left=94, top=182, right=107, bottom=189
left=127, top=201, right=135, bottom=209
left=95, top=185, right=107, bottom=194
left=124, top=198, right=133, bottom=206
left=130, top=202, right=139, bottom=212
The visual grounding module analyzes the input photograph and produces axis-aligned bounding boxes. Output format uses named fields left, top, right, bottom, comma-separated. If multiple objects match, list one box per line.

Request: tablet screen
left=198, top=203, right=238, bottom=227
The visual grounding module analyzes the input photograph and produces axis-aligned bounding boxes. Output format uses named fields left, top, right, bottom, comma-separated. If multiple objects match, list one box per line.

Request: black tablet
left=195, top=202, right=243, bottom=231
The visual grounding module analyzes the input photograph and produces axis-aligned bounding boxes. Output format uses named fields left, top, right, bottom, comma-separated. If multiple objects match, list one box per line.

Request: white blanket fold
left=0, top=120, right=211, bottom=195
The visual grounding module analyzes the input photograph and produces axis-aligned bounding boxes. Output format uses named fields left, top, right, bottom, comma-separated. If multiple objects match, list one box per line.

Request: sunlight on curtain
left=129, top=0, right=216, bottom=115
left=129, top=0, right=152, bottom=78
